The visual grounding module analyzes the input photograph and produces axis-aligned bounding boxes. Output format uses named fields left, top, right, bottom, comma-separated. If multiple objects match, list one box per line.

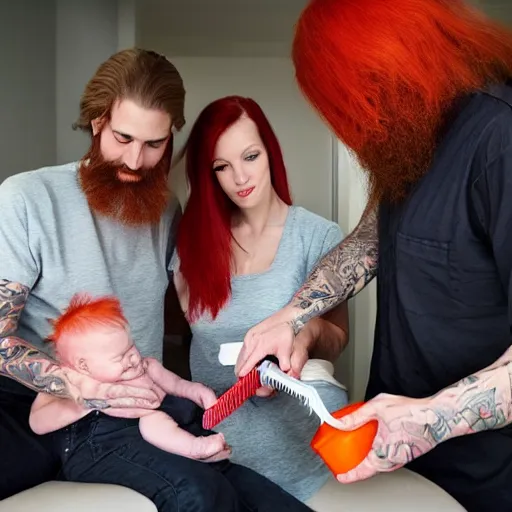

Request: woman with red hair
left=171, top=95, right=350, bottom=502
left=235, top=0, right=512, bottom=510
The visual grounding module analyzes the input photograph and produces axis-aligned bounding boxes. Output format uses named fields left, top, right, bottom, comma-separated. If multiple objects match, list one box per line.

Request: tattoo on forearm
left=0, top=338, right=71, bottom=397
left=432, top=359, right=512, bottom=439
left=357, top=353, right=512, bottom=473
left=403, top=352, right=512, bottom=461
left=0, top=279, right=29, bottom=336
left=83, top=399, right=109, bottom=410
left=0, top=279, right=71, bottom=398
left=290, top=207, right=379, bottom=334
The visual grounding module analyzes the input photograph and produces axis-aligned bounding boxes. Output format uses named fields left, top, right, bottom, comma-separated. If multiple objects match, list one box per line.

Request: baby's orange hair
left=48, top=292, right=128, bottom=344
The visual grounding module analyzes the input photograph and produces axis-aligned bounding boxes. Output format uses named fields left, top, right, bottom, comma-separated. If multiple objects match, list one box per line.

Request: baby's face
left=66, top=325, right=144, bottom=382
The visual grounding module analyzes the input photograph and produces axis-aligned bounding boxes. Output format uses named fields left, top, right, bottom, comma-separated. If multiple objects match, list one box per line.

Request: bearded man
left=235, top=1, right=512, bottom=510
left=0, top=49, right=313, bottom=512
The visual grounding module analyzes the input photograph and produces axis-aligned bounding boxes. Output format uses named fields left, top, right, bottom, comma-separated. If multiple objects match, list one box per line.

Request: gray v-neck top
left=172, top=205, right=348, bottom=502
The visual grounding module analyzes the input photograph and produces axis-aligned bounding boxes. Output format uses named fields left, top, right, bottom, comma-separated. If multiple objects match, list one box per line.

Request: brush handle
left=257, top=355, right=280, bottom=366
left=201, top=356, right=282, bottom=431
left=311, top=402, right=378, bottom=475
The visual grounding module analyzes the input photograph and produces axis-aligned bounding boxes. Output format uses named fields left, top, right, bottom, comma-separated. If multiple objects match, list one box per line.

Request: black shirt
left=366, top=83, right=512, bottom=511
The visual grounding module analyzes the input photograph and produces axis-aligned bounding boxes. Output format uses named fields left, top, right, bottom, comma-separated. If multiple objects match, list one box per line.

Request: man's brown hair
left=73, top=48, right=186, bottom=133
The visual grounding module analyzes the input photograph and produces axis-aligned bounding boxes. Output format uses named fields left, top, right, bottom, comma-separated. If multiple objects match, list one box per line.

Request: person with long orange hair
left=171, top=95, right=350, bottom=502
left=235, top=1, right=512, bottom=509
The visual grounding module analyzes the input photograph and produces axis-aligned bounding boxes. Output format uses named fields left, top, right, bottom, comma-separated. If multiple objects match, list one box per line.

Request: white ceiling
left=136, top=0, right=309, bottom=57
left=135, top=0, right=512, bottom=57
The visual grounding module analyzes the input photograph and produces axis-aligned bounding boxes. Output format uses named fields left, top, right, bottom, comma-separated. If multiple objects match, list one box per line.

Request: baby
left=29, top=292, right=230, bottom=462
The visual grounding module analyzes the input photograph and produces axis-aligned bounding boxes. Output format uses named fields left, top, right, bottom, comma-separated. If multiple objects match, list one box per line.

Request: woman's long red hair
left=176, top=96, right=292, bottom=321
left=292, top=0, right=512, bottom=203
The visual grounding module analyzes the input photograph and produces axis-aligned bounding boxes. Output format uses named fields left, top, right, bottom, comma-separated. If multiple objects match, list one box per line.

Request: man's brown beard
left=358, top=106, right=441, bottom=206
left=79, top=136, right=171, bottom=226
left=357, top=93, right=468, bottom=207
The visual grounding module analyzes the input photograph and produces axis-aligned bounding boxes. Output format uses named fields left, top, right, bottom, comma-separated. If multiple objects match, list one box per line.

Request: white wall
left=0, top=0, right=56, bottom=182
left=336, top=145, right=377, bottom=401
left=55, top=0, right=124, bottom=164
left=0, top=0, right=136, bottom=182
left=118, top=0, right=137, bottom=50
left=470, top=0, right=512, bottom=25
left=168, top=57, right=336, bottom=224
left=137, top=0, right=308, bottom=59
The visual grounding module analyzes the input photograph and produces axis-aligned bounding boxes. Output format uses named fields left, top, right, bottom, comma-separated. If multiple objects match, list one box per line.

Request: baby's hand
left=192, top=432, right=232, bottom=463
left=190, top=383, right=218, bottom=410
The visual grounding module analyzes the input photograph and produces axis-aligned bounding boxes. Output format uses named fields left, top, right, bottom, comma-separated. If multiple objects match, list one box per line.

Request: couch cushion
left=305, top=468, right=466, bottom=511
left=0, top=481, right=157, bottom=512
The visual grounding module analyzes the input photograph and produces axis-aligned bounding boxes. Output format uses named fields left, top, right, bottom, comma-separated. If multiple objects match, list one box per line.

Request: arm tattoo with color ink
left=0, top=279, right=72, bottom=397
left=368, top=348, right=512, bottom=471
left=290, top=207, right=379, bottom=334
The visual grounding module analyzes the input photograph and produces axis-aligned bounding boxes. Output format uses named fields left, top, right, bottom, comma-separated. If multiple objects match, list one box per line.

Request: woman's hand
left=63, top=367, right=163, bottom=414
left=235, top=306, right=297, bottom=377
left=334, top=394, right=441, bottom=484
left=235, top=305, right=315, bottom=396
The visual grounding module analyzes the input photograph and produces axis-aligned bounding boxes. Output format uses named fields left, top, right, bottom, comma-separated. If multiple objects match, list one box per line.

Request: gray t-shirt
left=0, top=162, right=180, bottom=361
left=172, top=206, right=349, bottom=502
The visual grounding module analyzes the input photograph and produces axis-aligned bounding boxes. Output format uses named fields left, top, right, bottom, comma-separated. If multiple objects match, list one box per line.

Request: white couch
left=0, top=482, right=157, bottom=512
left=0, top=468, right=465, bottom=512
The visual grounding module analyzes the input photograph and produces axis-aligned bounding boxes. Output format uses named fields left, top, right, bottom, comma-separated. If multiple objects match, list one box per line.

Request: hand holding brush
left=202, top=358, right=378, bottom=476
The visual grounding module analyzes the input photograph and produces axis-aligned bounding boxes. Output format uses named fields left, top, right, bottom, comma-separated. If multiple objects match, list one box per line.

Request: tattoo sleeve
left=289, top=205, right=379, bottom=334
left=428, top=347, right=512, bottom=442
left=0, top=279, right=71, bottom=398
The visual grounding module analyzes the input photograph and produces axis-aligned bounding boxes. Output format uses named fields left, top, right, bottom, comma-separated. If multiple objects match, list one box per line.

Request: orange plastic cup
left=310, top=401, right=378, bottom=476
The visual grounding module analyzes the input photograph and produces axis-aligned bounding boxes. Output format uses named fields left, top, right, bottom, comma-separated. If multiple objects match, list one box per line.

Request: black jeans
left=53, top=389, right=312, bottom=511
left=0, top=376, right=61, bottom=500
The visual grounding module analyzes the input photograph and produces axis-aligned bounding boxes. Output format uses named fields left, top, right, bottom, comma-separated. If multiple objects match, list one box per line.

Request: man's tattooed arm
left=0, top=279, right=73, bottom=397
left=1, top=279, right=160, bottom=411
left=332, top=345, right=512, bottom=482
left=289, top=205, right=379, bottom=334
left=371, top=346, right=512, bottom=472
left=428, top=346, right=512, bottom=441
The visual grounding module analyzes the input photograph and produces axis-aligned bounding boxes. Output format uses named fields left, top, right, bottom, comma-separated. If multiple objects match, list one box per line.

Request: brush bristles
left=202, top=367, right=261, bottom=430
left=262, top=376, right=312, bottom=408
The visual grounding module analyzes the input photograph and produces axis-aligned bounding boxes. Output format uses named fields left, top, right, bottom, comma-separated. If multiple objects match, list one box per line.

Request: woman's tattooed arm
left=289, top=206, right=379, bottom=334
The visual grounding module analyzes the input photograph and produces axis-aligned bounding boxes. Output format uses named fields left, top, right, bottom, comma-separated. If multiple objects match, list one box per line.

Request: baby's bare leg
left=139, top=411, right=231, bottom=462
